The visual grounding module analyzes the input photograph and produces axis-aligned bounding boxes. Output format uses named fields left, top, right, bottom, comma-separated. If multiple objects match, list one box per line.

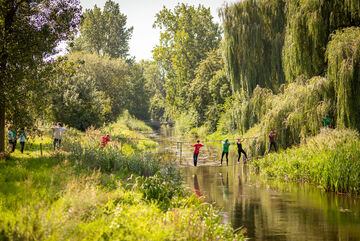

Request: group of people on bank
left=7, top=127, right=26, bottom=153
left=7, top=122, right=67, bottom=153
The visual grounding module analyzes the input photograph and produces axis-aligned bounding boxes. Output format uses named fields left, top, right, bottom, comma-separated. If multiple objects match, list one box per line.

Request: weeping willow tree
left=326, top=27, right=360, bottom=131
left=283, top=0, right=360, bottom=82
left=221, top=0, right=286, bottom=95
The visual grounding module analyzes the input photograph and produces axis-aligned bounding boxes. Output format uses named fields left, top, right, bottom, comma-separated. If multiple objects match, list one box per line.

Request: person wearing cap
left=51, top=122, right=67, bottom=150
left=221, top=139, right=230, bottom=166
left=237, top=138, right=248, bottom=162
left=191, top=140, right=204, bottom=167
left=100, top=134, right=111, bottom=147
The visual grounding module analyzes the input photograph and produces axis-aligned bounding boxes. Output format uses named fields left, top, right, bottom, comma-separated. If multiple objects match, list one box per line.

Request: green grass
left=0, top=121, right=243, bottom=240
left=251, top=129, right=360, bottom=194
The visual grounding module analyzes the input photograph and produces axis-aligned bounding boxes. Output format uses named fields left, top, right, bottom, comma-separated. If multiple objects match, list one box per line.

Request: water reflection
left=193, top=174, right=202, bottom=197
left=182, top=164, right=360, bottom=241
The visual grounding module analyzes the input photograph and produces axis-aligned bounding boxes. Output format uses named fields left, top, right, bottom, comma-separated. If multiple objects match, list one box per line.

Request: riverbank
left=250, top=128, right=360, bottom=194
left=0, top=119, right=243, bottom=240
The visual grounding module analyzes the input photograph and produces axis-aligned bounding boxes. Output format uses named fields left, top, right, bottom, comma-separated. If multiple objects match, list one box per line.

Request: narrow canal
left=149, top=128, right=360, bottom=241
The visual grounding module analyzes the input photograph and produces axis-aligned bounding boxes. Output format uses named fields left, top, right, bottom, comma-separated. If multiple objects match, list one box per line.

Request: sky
left=80, top=0, right=235, bottom=61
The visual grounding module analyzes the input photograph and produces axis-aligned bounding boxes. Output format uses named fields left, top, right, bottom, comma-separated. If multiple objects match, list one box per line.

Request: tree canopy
left=221, top=0, right=286, bottom=95
left=0, top=0, right=81, bottom=152
left=72, top=0, right=133, bottom=59
left=153, top=3, right=221, bottom=114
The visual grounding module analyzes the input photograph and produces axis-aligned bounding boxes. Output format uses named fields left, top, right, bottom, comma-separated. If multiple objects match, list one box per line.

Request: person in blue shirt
left=7, top=127, right=15, bottom=152
left=19, top=128, right=26, bottom=154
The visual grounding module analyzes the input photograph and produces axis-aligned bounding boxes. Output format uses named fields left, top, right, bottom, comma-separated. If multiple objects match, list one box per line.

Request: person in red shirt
left=100, top=134, right=111, bottom=147
left=268, top=130, right=277, bottom=153
left=191, top=140, right=204, bottom=167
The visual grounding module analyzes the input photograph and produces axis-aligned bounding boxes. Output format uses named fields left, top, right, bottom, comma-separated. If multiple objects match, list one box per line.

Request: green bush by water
left=251, top=129, right=360, bottom=194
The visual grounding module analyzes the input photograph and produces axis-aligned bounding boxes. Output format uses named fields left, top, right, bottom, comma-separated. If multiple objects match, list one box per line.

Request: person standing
left=19, top=128, right=26, bottom=154
left=12, top=128, right=17, bottom=153
left=221, top=139, right=231, bottom=166
left=268, top=130, right=277, bottom=153
left=7, top=127, right=15, bottom=152
left=100, top=134, right=112, bottom=147
left=191, top=140, right=204, bottom=167
left=51, top=122, right=67, bottom=150
left=322, top=114, right=332, bottom=128
left=237, top=138, right=248, bottom=163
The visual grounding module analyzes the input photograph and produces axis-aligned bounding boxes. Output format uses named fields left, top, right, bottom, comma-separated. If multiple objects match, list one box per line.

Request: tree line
left=3, top=0, right=359, bottom=152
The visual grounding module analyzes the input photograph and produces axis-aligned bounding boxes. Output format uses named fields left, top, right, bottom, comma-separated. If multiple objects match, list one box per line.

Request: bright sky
left=80, top=0, right=235, bottom=61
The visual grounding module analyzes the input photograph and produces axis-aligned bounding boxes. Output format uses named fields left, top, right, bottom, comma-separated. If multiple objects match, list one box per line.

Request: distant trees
left=140, top=60, right=166, bottom=120
left=49, top=58, right=110, bottom=131
left=0, top=0, right=81, bottom=152
left=64, top=52, right=150, bottom=124
left=153, top=3, right=222, bottom=113
left=72, top=0, right=133, bottom=59
left=188, top=49, right=231, bottom=130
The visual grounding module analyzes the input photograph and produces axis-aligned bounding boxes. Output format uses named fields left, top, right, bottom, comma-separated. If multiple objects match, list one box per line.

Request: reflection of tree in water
left=219, top=171, right=229, bottom=201
left=193, top=174, right=202, bottom=197
left=232, top=168, right=256, bottom=239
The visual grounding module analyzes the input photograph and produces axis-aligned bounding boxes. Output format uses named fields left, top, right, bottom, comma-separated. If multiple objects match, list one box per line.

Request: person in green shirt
left=322, top=114, right=332, bottom=128
left=221, top=139, right=231, bottom=166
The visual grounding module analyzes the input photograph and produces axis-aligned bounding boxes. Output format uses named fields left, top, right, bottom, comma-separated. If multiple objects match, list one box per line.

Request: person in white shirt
left=51, top=122, right=67, bottom=150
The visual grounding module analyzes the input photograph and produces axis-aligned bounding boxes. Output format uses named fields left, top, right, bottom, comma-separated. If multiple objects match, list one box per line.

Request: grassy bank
left=250, top=129, right=360, bottom=194
left=0, top=120, right=243, bottom=240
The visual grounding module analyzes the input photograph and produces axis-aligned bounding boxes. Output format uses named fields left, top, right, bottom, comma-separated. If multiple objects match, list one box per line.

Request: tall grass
left=251, top=129, right=360, bottom=194
left=1, top=120, right=242, bottom=240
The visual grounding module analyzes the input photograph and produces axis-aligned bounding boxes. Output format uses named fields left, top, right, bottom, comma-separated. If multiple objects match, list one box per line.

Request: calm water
left=149, top=128, right=360, bottom=241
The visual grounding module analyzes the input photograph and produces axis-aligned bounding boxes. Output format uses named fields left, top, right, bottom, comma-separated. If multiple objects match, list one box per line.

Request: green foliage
left=211, top=76, right=335, bottom=156
left=136, top=174, right=184, bottom=210
left=283, top=0, right=360, bottom=82
left=48, top=58, right=111, bottom=131
left=140, top=60, right=168, bottom=120
left=0, top=0, right=81, bottom=151
left=0, top=124, right=242, bottom=240
left=68, top=52, right=150, bottom=121
left=221, top=0, right=286, bottom=95
left=326, top=27, right=360, bottom=131
left=116, top=110, right=152, bottom=132
left=71, top=0, right=133, bottom=59
left=251, top=129, right=360, bottom=194
left=188, top=49, right=232, bottom=129
left=153, top=3, right=221, bottom=113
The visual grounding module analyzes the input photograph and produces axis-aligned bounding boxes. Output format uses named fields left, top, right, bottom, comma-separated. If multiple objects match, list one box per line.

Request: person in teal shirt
left=7, top=127, right=15, bottom=152
left=19, top=128, right=26, bottom=154
left=11, top=129, right=17, bottom=153
left=221, top=139, right=231, bottom=166
left=322, top=114, right=332, bottom=128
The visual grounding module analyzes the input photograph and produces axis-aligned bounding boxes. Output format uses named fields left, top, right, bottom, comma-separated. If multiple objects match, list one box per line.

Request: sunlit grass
left=0, top=119, right=243, bottom=240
